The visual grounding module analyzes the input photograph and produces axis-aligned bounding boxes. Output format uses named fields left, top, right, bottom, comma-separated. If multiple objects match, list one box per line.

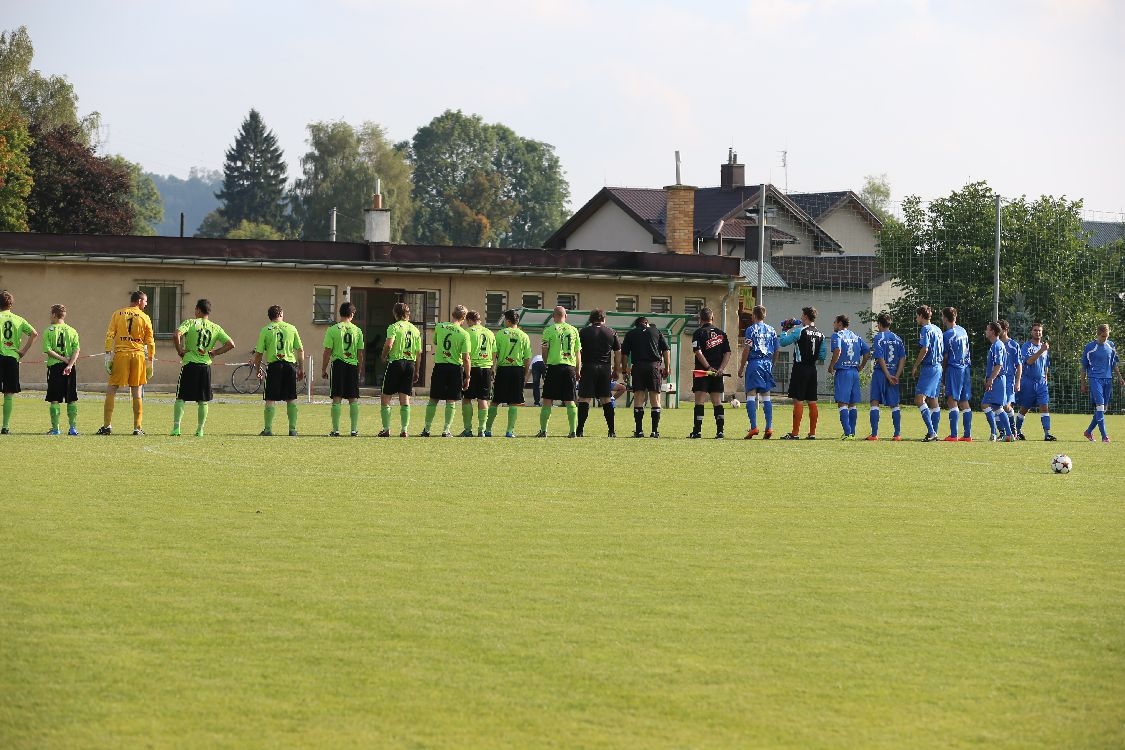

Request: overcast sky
left=10, top=0, right=1124, bottom=217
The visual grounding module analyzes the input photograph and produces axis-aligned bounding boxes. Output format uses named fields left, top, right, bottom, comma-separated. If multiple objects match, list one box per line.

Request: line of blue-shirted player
left=735, top=303, right=1122, bottom=443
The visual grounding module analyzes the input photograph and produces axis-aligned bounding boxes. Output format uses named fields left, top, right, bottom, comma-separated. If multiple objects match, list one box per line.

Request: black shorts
left=787, top=363, right=819, bottom=402
left=578, top=363, right=612, bottom=398
left=463, top=367, right=492, bottom=400
left=330, top=359, right=360, bottom=399
left=0, top=355, right=20, bottom=394
left=429, top=362, right=464, bottom=401
left=263, top=360, right=298, bottom=402
left=45, top=362, right=78, bottom=403
left=631, top=362, right=663, bottom=393
left=543, top=364, right=577, bottom=402
left=382, top=359, right=415, bottom=396
left=692, top=374, right=725, bottom=394
left=493, top=366, right=526, bottom=404
left=177, top=362, right=213, bottom=402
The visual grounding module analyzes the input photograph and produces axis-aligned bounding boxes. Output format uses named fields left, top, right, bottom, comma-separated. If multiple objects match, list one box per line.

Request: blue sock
left=998, top=410, right=1012, bottom=436
left=1041, top=413, right=1051, bottom=433
left=762, top=400, right=773, bottom=430
left=839, top=406, right=849, bottom=433
left=962, top=410, right=972, bottom=438
left=929, top=407, right=941, bottom=434
left=947, top=408, right=959, bottom=438
left=870, top=407, right=880, bottom=436
left=1015, top=413, right=1025, bottom=434
left=891, top=407, right=901, bottom=436
left=985, top=409, right=997, bottom=435
left=1087, top=414, right=1099, bottom=433
left=1096, top=411, right=1108, bottom=438
left=747, top=398, right=757, bottom=429
left=848, top=407, right=858, bottom=435
left=919, top=405, right=931, bottom=434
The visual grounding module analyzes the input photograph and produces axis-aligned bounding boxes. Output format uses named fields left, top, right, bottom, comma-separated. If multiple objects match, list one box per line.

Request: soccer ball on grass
left=730, top=398, right=740, bottom=408
left=1051, top=454, right=1072, bottom=474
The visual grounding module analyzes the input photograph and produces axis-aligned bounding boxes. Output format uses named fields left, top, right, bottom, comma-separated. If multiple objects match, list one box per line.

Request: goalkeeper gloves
left=146, top=360, right=154, bottom=379
left=104, top=352, right=113, bottom=374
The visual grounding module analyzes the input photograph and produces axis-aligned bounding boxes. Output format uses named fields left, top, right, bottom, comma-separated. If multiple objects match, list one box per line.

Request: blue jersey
left=743, top=322, right=778, bottom=360
left=1082, top=339, right=1119, bottom=378
left=986, top=338, right=1006, bottom=373
left=831, top=329, right=869, bottom=369
left=873, top=330, right=906, bottom=374
left=1021, top=341, right=1049, bottom=381
left=943, top=325, right=970, bottom=368
left=1001, top=338, right=1020, bottom=378
left=918, top=323, right=944, bottom=366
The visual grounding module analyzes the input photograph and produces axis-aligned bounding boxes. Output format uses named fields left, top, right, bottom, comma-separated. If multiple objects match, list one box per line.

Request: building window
left=136, top=281, right=182, bottom=338
left=616, top=295, right=638, bottom=313
left=684, top=297, right=706, bottom=318
left=556, top=293, right=579, bottom=311
left=485, top=291, right=507, bottom=326
left=405, top=290, right=440, bottom=325
left=313, top=285, right=337, bottom=324
left=650, top=296, right=671, bottom=314
left=522, top=292, right=543, bottom=309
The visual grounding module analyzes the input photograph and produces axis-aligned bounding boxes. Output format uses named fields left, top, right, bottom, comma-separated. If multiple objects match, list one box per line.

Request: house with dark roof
left=1082, top=220, right=1125, bottom=249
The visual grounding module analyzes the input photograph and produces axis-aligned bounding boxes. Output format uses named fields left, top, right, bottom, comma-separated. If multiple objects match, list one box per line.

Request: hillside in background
left=148, top=168, right=221, bottom=236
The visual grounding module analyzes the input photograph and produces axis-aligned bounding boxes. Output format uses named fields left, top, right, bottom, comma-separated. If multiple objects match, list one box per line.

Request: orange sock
left=808, top=402, right=819, bottom=435
left=133, top=397, right=143, bottom=430
left=792, top=401, right=804, bottom=435
left=103, top=394, right=114, bottom=427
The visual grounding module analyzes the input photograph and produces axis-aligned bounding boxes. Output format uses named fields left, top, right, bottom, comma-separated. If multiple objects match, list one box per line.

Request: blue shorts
left=833, top=368, right=861, bottom=405
left=915, top=364, right=942, bottom=398
left=1090, top=377, right=1112, bottom=406
left=744, top=359, right=775, bottom=393
left=1016, top=379, right=1049, bottom=409
left=869, top=371, right=900, bottom=406
left=1004, top=377, right=1016, bottom=405
left=982, top=374, right=1008, bottom=407
left=944, top=366, right=971, bottom=402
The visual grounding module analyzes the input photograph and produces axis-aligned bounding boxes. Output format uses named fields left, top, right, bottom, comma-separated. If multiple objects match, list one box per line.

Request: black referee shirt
left=621, top=325, right=668, bottom=364
left=691, top=324, right=731, bottom=369
left=579, top=323, right=620, bottom=367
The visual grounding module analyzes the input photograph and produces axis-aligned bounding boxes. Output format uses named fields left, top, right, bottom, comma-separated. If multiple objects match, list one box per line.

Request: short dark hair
left=835, top=314, right=850, bottom=328
left=1031, top=321, right=1043, bottom=330
left=393, top=302, right=410, bottom=320
left=699, top=307, right=714, bottom=322
left=632, top=316, right=649, bottom=328
left=987, top=321, right=1001, bottom=335
left=130, top=290, right=146, bottom=304
left=196, top=298, right=212, bottom=316
left=876, top=311, right=891, bottom=328
left=0, top=290, right=12, bottom=310
left=466, top=310, right=481, bottom=323
left=267, top=305, right=283, bottom=321
left=998, top=319, right=1010, bottom=332
left=339, top=302, right=356, bottom=318
left=502, top=309, right=519, bottom=325
left=916, top=305, right=932, bottom=320
left=50, top=303, right=66, bottom=317
left=589, top=308, right=605, bottom=323
left=802, top=306, right=817, bottom=322
left=941, top=306, right=957, bottom=323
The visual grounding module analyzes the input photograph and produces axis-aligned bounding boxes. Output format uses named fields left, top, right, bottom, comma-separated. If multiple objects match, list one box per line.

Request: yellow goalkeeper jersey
left=105, top=306, right=155, bottom=356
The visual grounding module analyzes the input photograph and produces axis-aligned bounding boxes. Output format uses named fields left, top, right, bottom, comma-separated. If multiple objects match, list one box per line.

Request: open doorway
left=349, top=288, right=433, bottom=388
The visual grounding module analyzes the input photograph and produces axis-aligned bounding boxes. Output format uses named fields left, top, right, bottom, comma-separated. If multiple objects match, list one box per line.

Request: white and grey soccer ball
left=1051, top=454, right=1072, bottom=474
left=729, top=398, right=740, bottom=408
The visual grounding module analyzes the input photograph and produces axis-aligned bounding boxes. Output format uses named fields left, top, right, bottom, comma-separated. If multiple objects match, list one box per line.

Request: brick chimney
left=664, top=184, right=696, bottom=254
left=720, top=148, right=745, bottom=192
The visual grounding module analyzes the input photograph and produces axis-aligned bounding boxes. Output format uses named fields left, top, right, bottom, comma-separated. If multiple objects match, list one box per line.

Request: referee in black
left=689, top=307, right=731, bottom=438
left=620, top=316, right=670, bottom=438
left=577, top=308, right=621, bottom=437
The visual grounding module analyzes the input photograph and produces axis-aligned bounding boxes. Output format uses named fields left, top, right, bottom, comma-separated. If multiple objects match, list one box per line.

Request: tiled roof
left=788, top=191, right=883, bottom=230
left=771, top=256, right=888, bottom=289
left=739, top=260, right=789, bottom=288
left=1082, top=220, right=1125, bottom=248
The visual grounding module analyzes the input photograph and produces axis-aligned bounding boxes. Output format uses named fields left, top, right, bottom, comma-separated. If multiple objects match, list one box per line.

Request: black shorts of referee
left=492, top=366, right=526, bottom=404
left=263, top=360, right=298, bottom=402
left=382, top=359, right=415, bottom=396
left=45, top=362, right=78, bottom=403
left=578, top=362, right=612, bottom=399
left=463, top=366, right=493, bottom=400
left=177, top=362, right=214, bottom=402
left=787, top=362, right=819, bottom=402
left=329, top=359, right=360, bottom=399
left=692, top=372, right=725, bottom=394
left=630, top=362, right=663, bottom=393
left=429, top=362, right=464, bottom=401
left=543, top=364, right=577, bottom=402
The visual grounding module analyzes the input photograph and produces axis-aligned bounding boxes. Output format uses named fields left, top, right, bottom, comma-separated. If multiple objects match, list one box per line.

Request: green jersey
left=433, top=321, right=470, bottom=366
left=255, top=321, right=303, bottom=364
left=542, top=322, right=581, bottom=366
left=43, top=321, right=80, bottom=366
left=495, top=326, right=532, bottom=367
left=0, top=310, right=34, bottom=360
left=385, top=319, right=421, bottom=362
left=467, top=323, right=496, bottom=368
left=323, top=321, right=364, bottom=365
left=178, top=317, right=231, bottom=366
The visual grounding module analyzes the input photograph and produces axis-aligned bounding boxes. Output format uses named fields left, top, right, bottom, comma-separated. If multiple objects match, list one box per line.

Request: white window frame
left=521, top=291, right=543, bottom=309
left=313, top=285, right=337, bottom=324
left=556, top=292, right=579, bottom=311
left=136, top=280, right=184, bottom=338
left=616, top=295, right=638, bottom=313
left=485, top=291, right=508, bottom=327
left=650, top=296, right=672, bottom=315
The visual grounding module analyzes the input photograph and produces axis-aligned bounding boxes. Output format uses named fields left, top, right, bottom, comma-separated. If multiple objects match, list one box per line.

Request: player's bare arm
left=382, top=336, right=394, bottom=363
left=295, top=347, right=305, bottom=380
left=321, top=347, right=332, bottom=380
left=211, top=339, right=234, bottom=358
left=913, top=346, right=929, bottom=378
left=18, top=327, right=38, bottom=358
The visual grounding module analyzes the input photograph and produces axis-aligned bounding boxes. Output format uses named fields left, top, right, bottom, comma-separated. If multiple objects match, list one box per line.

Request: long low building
left=0, top=232, right=741, bottom=401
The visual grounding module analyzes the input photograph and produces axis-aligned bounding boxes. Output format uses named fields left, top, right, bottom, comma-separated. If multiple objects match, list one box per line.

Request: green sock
left=539, top=405, right=551, bottom=431
left=477, top=406, right=487, bottom=433
left=507, top=406, right=519, bottom=433
left=264, top=405, right=276, bottom=432
left=381, top=405, right=392, bottom=431
left=443, top=402, right=456, bottom=432
left=462, top=401, right=473, bottom=432
left=400, top=404, right=410, bottom=432
left=330, top=402, right=342, bottom=432
left=3, top=394, right=12, bottom=429
left=486, top=405, right=498, bottom=432
left=66, top=402, right=78, bottom=429
left=349, top=402, right=360, bottom=433
left=197, top=403, right=208, bottom=431
left=424, top=401, right=437, bottom=430
left=49, top=403, right=60, bottom=430
left=173, top=399, right=185, bottom=428
left=566, top=403, right=578, bottom=433
left=286, top=402, right=299, bottom=431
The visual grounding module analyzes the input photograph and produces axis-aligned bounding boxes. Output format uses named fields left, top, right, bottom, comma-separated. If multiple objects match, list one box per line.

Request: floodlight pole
left=758, top=183, right=767, bottom=308
left=993, top=195, right=1001, bottom=322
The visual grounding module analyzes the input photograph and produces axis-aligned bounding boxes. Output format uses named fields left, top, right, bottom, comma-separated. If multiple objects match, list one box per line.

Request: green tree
left=216, top=109, right=288, bottom=230
left=108, top=155, right=163, bottom=235
left=226, top=220, right=284, bottom=240
left=0, top=109, right=32, bottom=231
left=859, top=173, right=894, bottom=224
left=291, top=120, right=413, bottom=242
left=194, top=209, right=230, bottom=239
left=408, top=110, right=569, bottom=247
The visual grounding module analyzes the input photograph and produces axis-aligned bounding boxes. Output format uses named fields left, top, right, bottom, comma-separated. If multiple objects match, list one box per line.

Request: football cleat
left=891, top=435, right=903, bottom=441
left=632, top=431, right=645, bottom=438
left=687, top=432, right=702, bottom=439
left=744, top=428, right=759, bottom=440
left=1083, top=430, right=1094, bottom=442
left=714, top=431, right=724, bottom=439
left=259, top=429, right=272, bottom=436
left=536, top=430, right=547, bottom=438
left=68, top=427, right=79, bottom=436
left=46, top=428, right=60, bottom=435
left=864, top=435, right=879, bottom=441
left=504, top=431, right=516, bottom=438
left=132, top=428, right=145, bottom=436
left=96, top=426, right=112, bottom=435
left=763, top=429, right=774, bottom=439
left=780, top=433, right=799, bottom=440
left=921, top=434, right=939, bottom=442
left=441, top=431, right=452, bottom=438
left=1043, top=433, right=1057, bottom=441
left=958, top=436, right=973, bottom=442
left=288, top=429, right=298, bottom=437
left=329, top=431, right=341, bottom=437
left=420, top=429, right=431, bottom=437
left=376, top=429, right=390, bottom=437
left=942, top=435, right=958, bottom=442
left=649, top=431, right=660, bottom=438
left=170, top=427, right=181, bottom=436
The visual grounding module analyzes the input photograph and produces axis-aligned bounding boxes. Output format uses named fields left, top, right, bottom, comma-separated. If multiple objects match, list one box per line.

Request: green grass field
left=2, top=392, right=1124, bottom=749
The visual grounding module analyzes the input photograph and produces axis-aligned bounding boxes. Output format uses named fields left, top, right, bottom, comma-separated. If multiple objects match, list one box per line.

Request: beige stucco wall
left=563, top=201, right=665, bottom=253
left=817, top=209, right=878, bottom=256
left=764, top=211, right=815, bottom=257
